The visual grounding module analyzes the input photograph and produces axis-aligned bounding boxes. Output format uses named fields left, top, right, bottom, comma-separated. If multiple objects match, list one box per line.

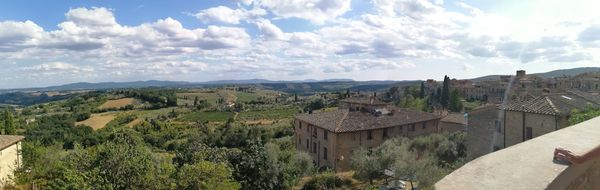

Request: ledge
left=435, top=116, right=600, bottom=190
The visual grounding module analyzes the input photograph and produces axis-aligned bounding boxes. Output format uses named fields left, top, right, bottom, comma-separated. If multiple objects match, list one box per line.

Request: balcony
left=435, top=116, right=600, bottom=190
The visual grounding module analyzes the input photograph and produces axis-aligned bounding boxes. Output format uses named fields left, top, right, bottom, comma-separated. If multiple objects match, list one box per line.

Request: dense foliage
left=13, top=88, right=315, bottom=189
left=118, top=89, right=178, bottom=108
left=351, top=132, right=467, bottom=189
left=568, top=106, right=600, bottom=125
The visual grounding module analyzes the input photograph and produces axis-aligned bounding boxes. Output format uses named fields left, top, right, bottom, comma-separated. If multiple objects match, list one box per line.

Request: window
left=410, top=124, right=415, bottom=132
left=526, top=127, right=533, bottom=140
left=323, top=147, right=328, bottom=160
left=312, top=128, right=317, bottom=137
left=367, top=130, right=373, bottom=140
left=323, top=131, right=328, bottom=140
left=313, top=142, right=317, bottom=153
left=383, top=128, right=388, bottom=139
left=422, top=122, right=426, bottom=129
left=306, top=139, right=309, bottom=149
left=399, top=126, right=404, bottom=133
left=298, top=120, right=302, bottom=129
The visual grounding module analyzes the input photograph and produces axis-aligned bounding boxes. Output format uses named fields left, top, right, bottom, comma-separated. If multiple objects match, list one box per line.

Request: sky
left=2, top=0, right=600, bottom=89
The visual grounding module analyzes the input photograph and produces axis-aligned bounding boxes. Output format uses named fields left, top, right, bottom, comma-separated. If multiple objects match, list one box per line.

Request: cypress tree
left=441, top=76, right=450, bottom=108
left=419, top=82, right=425, bottom=98
left=3, top=109, right=15, bottom=135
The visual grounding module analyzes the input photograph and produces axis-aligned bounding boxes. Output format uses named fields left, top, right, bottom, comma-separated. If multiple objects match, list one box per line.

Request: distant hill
left=0, top=79, right=406, bottom=95
left=470, top=67, right=600, bottom=82
left=533, top=67, right=600, bottom=78
left=44, top=80, right=194, bottom=91
left=0, top=79, right=421, bottom=105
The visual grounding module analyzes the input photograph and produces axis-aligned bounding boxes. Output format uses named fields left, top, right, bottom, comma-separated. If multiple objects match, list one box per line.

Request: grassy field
left=177, top=91, right=221, bottom=106
left=99, top=98, right=141, bottom=109
left=235, top=92, right=260, bottom=102
left=75, top=112, right=117, bottom=130
left=178, top=111, right=234, bottom=123
left=237, top=107, right=299, bottom=121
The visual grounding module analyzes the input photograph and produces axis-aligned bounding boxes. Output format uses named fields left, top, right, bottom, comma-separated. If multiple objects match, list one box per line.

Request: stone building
left=294, top=97, right=441, bottom=171
left=439, top=113, right=467, bottom=133
left=496, top=91, right=600, bottom=149
left=0, top=135, right=24, bottom=185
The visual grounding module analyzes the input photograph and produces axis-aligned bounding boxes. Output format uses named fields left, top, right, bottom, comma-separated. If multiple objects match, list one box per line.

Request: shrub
left=301, top=172, right=350, bottom=190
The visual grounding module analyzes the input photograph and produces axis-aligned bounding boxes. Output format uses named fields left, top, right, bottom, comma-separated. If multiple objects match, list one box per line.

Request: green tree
left=3, top=109, right=16, bottom=134
left=350, top=147, right=382, bottom=184
left=441, top=76, right=450, bottom=108
left=177, top=161, right=240, bottom=190
left=568, top=107, right=600, bottom=125
left=448, top=89, right=463, bottom=112
left=304, top=99, right=325, bottom=112
left=419, top=82, right=425, bottom=98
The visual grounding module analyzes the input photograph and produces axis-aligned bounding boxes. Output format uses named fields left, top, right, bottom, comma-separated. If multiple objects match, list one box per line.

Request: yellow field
left=126, top=118, right=142, bottom=128
left=99, top=98, right=140, bottom=109
left=75, top=112, right=117, bottom=130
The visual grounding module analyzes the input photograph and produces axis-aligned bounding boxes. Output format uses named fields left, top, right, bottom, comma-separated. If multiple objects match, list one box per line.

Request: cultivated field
left=99, top=98, right=141, bottom=109
left=75, top=112, right=117, bottom=130
left=178, top=111, right=234, bottom=123
left=126, top=118, right=142, bottom=128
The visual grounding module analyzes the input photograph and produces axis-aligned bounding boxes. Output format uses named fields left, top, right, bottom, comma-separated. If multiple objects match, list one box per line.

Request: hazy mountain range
left=470, top=67, right=600, bottom=82
left=3, top=67, right=600, bottom=92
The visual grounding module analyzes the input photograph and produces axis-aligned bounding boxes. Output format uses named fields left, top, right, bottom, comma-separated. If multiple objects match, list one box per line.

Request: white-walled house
left=0, top=135, right=24, bottom=185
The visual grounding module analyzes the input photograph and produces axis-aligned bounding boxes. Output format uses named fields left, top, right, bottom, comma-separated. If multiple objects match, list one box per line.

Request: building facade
left=0, top=135, right=24, bottom=185
left=294, top=97, right=442, bottom=171
left=495, top=92, right=598, bottom=149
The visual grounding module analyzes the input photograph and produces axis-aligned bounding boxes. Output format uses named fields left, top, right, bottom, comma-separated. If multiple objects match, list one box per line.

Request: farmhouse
left=294, top=96, right=442, bottom=171
left=0, top=135, right=24, bottom=185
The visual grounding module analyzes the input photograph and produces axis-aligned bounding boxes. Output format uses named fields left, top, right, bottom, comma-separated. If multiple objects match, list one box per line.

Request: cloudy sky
left=1, top=0, right=600, bottom=89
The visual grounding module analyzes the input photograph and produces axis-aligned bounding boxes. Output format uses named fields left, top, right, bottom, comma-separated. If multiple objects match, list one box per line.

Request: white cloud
left=22, top=62, right=93, bottom=75
left=66, top=7, right=117, bottom=26
left=0, top=20, right=44, bottom=51
left=255, top=19, right=284, bottom=40
left=193, top=6, right=266, bottom=24
left=253, top=0, right=351, bottom=24
left=4, top=1, right=600, bottom=88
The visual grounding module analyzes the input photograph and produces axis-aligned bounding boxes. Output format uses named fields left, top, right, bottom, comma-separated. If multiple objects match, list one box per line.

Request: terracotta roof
left=0, top=135, right=24, bottom=150
left=295, top=108, right=441, bottom=133
left=501, top=97, right=560, bottom=115
left=441, top=113, right=467, bottom=125
left=501, top=91, right=600, bottom=116
left=340, top=96, right=388, bottom=105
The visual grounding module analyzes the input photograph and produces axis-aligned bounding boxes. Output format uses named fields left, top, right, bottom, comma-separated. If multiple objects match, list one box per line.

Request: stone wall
left=504, top=110, right=558, bottom=147
left=435, top=116, right=600, bottom=190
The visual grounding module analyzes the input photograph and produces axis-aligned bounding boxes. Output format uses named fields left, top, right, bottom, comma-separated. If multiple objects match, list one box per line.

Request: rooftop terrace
left=435, top=116, right=600, bottom=190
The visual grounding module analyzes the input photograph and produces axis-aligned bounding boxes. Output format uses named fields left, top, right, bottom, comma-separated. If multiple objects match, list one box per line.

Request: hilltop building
left=294, top=96, right=442, bottom=171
